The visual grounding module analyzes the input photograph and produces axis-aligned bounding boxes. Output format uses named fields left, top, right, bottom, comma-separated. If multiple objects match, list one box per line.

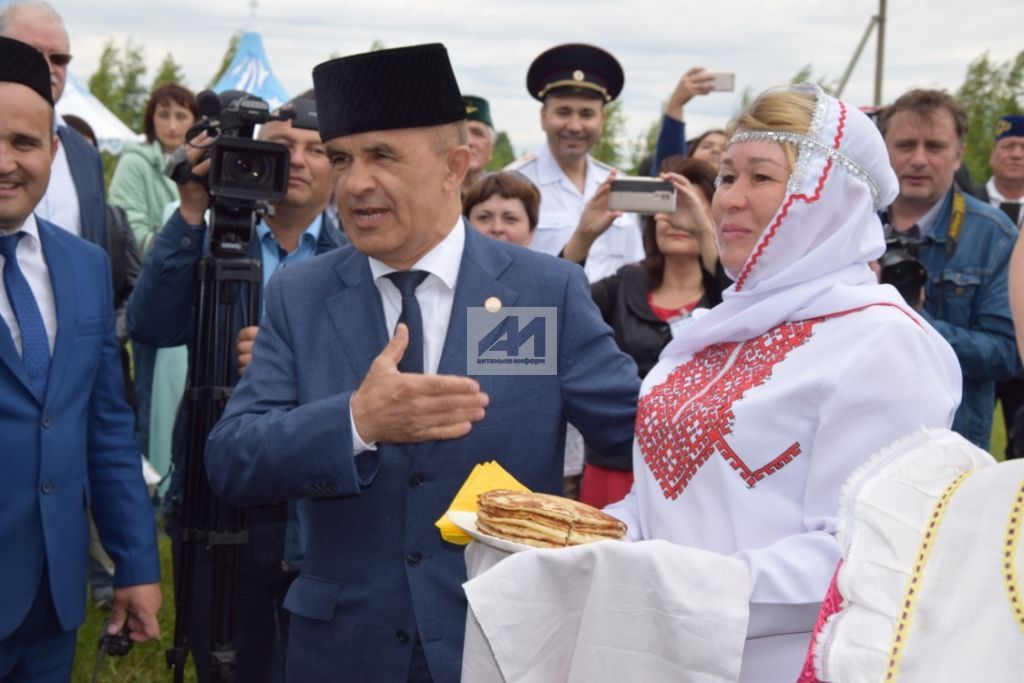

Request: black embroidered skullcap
left=312, top=43, right=465, bottom=141
left=463, top=95, right=494, bottom=128
left=526, top=43, right=623, bottom=104
left=0, top=36, right=54, bottom=106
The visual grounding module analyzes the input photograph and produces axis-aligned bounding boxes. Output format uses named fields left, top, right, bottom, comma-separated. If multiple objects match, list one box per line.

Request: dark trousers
left=998, top=376, right=1024, bottom=458
left=131, top=341, right=157, bottom=456
left=0, top=569, right=76, bottom=683
left=170, top=504, right=297, bottom=683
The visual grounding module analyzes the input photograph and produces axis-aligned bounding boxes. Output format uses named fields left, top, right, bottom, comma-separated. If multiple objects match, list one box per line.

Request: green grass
left=73, top=533, right=196, bottom=683
left=991, top=400, right=1008, bottom=462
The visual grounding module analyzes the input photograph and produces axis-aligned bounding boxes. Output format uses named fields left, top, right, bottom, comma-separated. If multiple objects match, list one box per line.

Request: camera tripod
left=166, top=204, right=262, bottom=683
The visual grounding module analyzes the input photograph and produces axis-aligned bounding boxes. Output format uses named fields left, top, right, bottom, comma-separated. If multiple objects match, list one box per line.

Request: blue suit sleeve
left=205, top=273, right=363, bottom=507
left=87, top=250, right=161, bottom=587
left=651, top=115, right=686, bottom=175
left=559, top=266, right=640, bottom=459
left=127, top=209, right=205, bottom=347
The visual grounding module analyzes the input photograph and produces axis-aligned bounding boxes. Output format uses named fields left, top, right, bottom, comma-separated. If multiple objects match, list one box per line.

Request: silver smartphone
left=707, top=72, right=735, bottom=92
left=608, top=177, right=676, bottom=214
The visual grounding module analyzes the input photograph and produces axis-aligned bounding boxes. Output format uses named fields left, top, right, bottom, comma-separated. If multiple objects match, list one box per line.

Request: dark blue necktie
left=385, top=270, right=429, bottom=374
left=0, top=233, right=50, bottom=399
left=1000, top=201, right=1021, bottom=226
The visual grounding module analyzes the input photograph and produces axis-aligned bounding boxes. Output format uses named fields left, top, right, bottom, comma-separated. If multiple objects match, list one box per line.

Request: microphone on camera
left=196, top=89, right=223, bottom=119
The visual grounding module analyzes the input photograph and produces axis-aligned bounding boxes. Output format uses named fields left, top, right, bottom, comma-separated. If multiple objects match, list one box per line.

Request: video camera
left=165, top=89, right=319, bottom=257
left=879, top=221, right=927, bottom=309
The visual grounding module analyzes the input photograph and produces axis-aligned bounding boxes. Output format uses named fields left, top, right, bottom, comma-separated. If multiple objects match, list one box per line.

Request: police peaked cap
left=526, top=43, right=623, bottom=103
left=312, top=43, right=466, bottom=141
left=0, top=36, right=54, bottom=106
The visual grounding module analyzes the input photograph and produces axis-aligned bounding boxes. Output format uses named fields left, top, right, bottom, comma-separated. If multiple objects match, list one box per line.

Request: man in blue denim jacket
left=879, top=89, right=1019, bottom=449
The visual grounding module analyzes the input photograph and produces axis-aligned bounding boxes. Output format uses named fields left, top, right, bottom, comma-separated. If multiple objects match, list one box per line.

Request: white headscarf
left=658, top=84, right=959, bottom=388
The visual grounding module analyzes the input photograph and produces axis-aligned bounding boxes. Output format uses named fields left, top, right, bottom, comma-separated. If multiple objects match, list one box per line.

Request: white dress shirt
left=0, top=214, right=58, bottom=357
left=513, top=143, right=644, bottom=283
left=34, top=119, right=82, bottom=237
left=351, top=217, right=465, bottom=453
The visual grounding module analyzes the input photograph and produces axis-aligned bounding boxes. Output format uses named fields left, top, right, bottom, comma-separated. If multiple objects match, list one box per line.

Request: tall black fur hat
left=313, top=43, right=465, bottom=141
left=0, top=36, right=54, bottom=106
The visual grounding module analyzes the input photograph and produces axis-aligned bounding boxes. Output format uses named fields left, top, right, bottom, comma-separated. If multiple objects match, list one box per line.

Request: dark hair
left=641, top=155, right=717, bottom=288
left=462, top=171, right=542, bottom=231
left=62, top=113, right=96, bottom=147
left=877, top=89, right=968, bottom=141
left=685, top=129, right=726, bottom=158
left=142, top=83, right=198, bottom=144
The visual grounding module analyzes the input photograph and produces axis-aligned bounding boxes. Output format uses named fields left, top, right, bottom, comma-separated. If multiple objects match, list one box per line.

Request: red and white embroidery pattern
left=637, top=319, right=823, bottom=499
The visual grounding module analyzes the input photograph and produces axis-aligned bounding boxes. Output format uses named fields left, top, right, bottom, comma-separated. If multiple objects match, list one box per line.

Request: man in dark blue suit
left=206, top=44, right=641, bottom=681
left=0, top=37, right=160, bottom=681
left=0, top=1, right=108, bottom=251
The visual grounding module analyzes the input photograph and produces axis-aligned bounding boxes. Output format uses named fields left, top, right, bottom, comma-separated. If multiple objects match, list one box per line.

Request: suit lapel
left=325, top=249, right=389, bottom=380
left=39, top=222, right=75, bottom=407
left=414, top=226, right=519, bottom=469
left=436, top=228, right=520, bottom=376
left=0, top=318, right=35, bottom=400
left=57, top=126, right=107, bottom=250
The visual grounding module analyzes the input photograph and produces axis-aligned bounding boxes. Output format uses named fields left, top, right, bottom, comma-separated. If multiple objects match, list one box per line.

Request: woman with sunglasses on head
left=605, top=84, right=962, bottom=681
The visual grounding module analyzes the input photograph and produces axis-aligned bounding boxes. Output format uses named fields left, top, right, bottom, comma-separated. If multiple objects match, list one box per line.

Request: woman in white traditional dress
left=605, top=84, right=963, bottom=682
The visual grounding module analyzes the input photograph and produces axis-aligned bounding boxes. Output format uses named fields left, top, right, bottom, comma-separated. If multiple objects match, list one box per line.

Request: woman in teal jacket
left=109, top=84, right=198, bottom=467
left=109, top=84, right=198, bottom=253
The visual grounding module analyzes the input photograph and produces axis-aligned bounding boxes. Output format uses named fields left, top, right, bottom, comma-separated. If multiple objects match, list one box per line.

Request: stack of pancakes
left=476, top=489, right=627, bottom=548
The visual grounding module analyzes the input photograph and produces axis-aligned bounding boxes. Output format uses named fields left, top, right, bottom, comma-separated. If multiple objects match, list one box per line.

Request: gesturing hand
left=350, top=324, right=490, bottom=444
left=563, top=171, right=623, bottom=263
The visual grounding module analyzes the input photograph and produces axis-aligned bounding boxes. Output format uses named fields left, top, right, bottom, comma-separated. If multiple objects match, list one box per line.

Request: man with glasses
left=0, top=1, right=109, bottom=251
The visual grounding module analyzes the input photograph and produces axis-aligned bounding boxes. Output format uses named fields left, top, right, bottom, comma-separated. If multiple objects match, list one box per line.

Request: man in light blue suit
left=206, top=44, right=641, bottom=681
left=0, top=37, right=160, bottom=681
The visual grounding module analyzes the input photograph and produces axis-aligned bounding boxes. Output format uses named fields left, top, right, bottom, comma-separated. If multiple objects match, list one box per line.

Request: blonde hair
left=727, top=89, right=816, bottom=167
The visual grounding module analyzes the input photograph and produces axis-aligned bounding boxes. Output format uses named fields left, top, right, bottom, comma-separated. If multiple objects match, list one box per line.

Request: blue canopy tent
left=212, top=30, right=289, bottom=108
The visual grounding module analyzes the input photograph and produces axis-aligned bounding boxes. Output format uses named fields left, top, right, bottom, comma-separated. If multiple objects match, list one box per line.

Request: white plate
left=446, top=510, right=537, bottom=554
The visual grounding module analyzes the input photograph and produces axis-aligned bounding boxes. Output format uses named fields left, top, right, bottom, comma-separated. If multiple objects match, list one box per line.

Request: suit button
left=41, top=415, right=53, bottom=428
left=406, top=551, right=422, bottom=567
left=41, top=481, right=54, bottom=494
left=395, top=630, right=409, bottom=645
left=181, top=236, right=192, bottom=247
left=409, top=473, right=424, bottom=488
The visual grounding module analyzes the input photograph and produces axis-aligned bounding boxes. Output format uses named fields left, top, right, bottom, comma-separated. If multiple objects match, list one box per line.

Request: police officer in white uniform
left=510, top=43, right=644, bottom=283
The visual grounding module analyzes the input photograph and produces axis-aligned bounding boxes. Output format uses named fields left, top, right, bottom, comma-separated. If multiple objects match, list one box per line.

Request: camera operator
left=878, top=89, right=1019, bottom=450
left=126, top=89, right=347, bottom=682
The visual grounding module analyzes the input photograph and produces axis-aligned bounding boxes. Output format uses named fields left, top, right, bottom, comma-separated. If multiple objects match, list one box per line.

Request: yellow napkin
left=436, top=461, right=530, bottom=545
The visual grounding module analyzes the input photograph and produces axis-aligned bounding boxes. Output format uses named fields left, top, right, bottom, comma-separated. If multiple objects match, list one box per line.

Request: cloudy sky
left=43, top=0, right=1024, bottom=157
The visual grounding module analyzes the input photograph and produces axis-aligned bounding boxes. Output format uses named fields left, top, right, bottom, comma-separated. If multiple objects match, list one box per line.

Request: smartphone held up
left=608, top=177, right=676, bottom=214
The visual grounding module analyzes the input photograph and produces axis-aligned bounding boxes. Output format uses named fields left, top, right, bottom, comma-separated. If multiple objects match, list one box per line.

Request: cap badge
left=572, top=70, right=585, bottom=82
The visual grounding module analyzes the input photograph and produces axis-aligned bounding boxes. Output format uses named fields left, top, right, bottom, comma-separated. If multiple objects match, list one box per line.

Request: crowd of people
left=2, top=0, right=1024, bottom=681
